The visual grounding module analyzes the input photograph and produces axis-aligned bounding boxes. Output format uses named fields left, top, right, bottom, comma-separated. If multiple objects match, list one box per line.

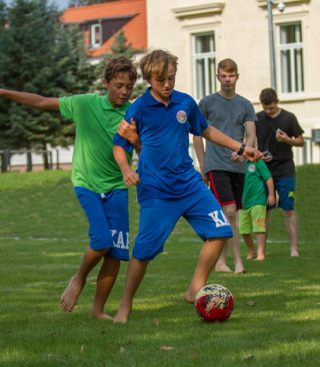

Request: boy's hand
left=230, top=151, right=245, bottom=163
left=276, top=129, right=289, bottom=143
left=117, top=118, right=138, bottom=144
left=199, top=168, right=208, bottom=186
left=122, top=167, right=140, bottom=187
left=262, top=153, right=273, bottom=162
left=267, top=194, right=276, bottom=207
left=243, top=146, right=264, bottom=162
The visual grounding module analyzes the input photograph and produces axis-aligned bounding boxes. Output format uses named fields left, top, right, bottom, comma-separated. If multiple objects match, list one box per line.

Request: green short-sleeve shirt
left=59, top=93, right=132, bottom=193
left=242, top=160, right=272, bottom=209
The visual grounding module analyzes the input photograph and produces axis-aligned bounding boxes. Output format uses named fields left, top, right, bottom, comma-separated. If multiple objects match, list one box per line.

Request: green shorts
left=239, top=205, right=266, bottom=235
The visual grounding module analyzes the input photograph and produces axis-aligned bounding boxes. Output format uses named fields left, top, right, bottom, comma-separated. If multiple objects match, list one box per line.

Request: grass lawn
left=0, top=166, right=320, bottom=367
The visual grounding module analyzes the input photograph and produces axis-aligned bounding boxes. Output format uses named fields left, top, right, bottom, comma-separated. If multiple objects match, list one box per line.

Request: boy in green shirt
left=0, top=56, right=140, bottom=319
left=239, top=160, right=275, bottom=260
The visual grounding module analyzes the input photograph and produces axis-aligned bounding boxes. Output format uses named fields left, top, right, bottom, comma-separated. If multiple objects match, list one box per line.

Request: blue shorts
left=74, top=187, right=129, bottom=261
left=132, top=187, right=233, bottom=261
left=266, top=177, right=296, bottom=211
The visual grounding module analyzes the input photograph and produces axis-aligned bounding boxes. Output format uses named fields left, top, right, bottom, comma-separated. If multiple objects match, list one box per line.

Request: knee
left=284, top=210, right=295, bottom=219
left=223, top=206, right=237, bottom=222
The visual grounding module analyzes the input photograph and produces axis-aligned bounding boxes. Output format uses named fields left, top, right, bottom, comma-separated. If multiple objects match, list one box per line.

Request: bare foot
left=184, top=289, right=197, bottom=304
left=90, top=312, right=114, bottom=320
left=60, top=276, right=85, bottom=312
left=113, top=305, right=131, bottom=324
left=215, top=264, right=233, bottom=273
left=291, top=249, right=299, bottom=257
left=255, top=256, right=265, bottom=261
left=247, top=252, right=258, bottom=260
left=234, top=263, right=246, bottom=274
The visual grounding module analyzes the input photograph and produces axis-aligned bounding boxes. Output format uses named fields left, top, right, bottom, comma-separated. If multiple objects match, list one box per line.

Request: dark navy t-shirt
left=113, top=88, right=208, bottom=202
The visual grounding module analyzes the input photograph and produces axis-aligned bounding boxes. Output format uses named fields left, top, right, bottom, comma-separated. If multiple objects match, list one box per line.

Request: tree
left=94, top=30, right=147, bottom=99
left=68, top=0, right=119, bottom=7
left=0, top=0, right=97, bottom=154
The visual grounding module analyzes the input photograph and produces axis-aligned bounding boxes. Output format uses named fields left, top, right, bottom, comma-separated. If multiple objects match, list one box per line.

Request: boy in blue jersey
left=0, top=56, right=140, bottom=319
left=112, top=49, right=262, bottom=323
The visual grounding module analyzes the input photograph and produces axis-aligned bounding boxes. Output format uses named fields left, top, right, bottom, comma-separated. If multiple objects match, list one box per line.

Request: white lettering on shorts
left=111, top=230, right=129, bottom=249
left=208, top=210, right=230, bottom=228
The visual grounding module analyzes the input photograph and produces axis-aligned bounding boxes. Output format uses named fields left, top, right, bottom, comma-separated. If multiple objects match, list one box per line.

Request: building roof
left=61, top=0, right=147, bottom=58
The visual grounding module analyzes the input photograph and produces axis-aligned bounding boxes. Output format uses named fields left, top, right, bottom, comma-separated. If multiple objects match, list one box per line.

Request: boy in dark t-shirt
left=256, top=88, right=304, bottom=257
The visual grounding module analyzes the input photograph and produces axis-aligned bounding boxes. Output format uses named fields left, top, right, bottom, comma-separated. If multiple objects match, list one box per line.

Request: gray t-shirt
left=199, top=93, right=257, bottom=174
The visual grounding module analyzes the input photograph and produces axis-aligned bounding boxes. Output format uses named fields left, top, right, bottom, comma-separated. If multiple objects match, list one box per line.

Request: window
left=193, top=33, right=216, bottom=100
left=91, top=24, right=101, bottom=47
left=278, top=22, right=304, bottom=93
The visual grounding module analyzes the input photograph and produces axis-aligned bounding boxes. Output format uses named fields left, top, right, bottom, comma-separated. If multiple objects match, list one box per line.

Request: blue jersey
left=113, top=88, right=208, bottom=202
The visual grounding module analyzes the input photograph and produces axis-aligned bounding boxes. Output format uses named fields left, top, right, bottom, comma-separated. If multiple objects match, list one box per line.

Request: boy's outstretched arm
left=117, top=118, right=142, bottom=156
left=202, top=125, right=263, bottom=162
left=0, top=88, right=59, bottom=110
left=113, top=145, right=140, bottom=186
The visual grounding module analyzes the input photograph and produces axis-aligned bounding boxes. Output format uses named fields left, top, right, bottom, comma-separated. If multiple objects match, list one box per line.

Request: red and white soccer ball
left=194, top=284, right=234, bottom=323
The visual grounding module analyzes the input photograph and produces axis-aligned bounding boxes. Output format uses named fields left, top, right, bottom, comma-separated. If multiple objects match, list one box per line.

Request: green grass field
left=1, top=166, right=320, bottom=367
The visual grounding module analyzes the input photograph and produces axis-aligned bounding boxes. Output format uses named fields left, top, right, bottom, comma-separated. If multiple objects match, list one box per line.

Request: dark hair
left=259, top=88, right=278, bottom=105
left=217, top=58, right=238, bottom=74
left=140, top=49, right=178, bottom=81
left=103, top=56, right=137, bottom=82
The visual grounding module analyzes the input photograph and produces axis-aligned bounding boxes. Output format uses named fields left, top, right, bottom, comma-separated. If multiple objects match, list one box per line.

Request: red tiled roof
left=61, top=0, right=147, bottom=57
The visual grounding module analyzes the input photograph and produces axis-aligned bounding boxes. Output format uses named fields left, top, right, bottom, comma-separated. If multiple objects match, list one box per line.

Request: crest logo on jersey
left=176, top=110, right=187, bottom=124
left=248, top=164, right=256, bottom=173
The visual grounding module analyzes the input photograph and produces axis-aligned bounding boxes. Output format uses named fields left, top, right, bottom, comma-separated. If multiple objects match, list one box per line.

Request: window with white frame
left=278, top=22, right=304, bottom=93
left=193, top=33, right=216, bottom=100
left=91, top=24, right=101, bottom=48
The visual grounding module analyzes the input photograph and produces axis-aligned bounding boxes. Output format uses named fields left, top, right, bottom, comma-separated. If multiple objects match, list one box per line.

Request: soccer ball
left=194, top=284, right=234, bottom=323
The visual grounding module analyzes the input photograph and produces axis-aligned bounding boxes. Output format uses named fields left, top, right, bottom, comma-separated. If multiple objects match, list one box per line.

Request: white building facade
left=146, top=0, right=320, bottom=165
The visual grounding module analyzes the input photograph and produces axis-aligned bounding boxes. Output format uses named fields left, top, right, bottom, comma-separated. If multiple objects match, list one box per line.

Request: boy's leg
left=114, top=197, right=181, bottom=323
left=61, top=247, right=108, bottom=312
left=276, top=177, right=298, bottom=257
left=90, top=256, right=121, bottom=319
left=255, top=232, right=266, bottom=260
left=184, top=237, right=227, bottom=303
left=61, top=187, right=126, bottom=313
left=208, top=171, right=245, bottom=274
left=265, top=209, right=271, bottom=238
left=283, top=210, right=299, bottom=256
left=215, top=204, right=235, bottom=273
left=114, top=257, right=150, bottom=323
left=184, top=187, right=234, bottom=302
left=239, top=208, right=256, bottom=259
left=90, top=189, right=130, bottom=317
left=216, top=204, right=245, bottom=274
left=243, top=234, right=257, bottom=259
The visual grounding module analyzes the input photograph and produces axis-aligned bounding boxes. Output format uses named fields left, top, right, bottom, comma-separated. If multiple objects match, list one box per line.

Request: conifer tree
left=94, top=30, right=147, bottom=99
left=0, top=0, right=96, bottom=153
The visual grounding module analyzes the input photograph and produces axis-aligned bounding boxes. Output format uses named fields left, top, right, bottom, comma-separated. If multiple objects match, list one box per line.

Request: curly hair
left=103, top=56, right=137, bottom=83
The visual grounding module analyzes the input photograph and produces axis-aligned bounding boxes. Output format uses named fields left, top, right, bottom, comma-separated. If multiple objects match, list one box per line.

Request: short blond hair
left=140, top=50, right=178, bottom=81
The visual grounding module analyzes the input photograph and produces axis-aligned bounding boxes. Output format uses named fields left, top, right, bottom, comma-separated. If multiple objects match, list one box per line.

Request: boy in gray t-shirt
left=194, top=58, right=257, bottom=274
